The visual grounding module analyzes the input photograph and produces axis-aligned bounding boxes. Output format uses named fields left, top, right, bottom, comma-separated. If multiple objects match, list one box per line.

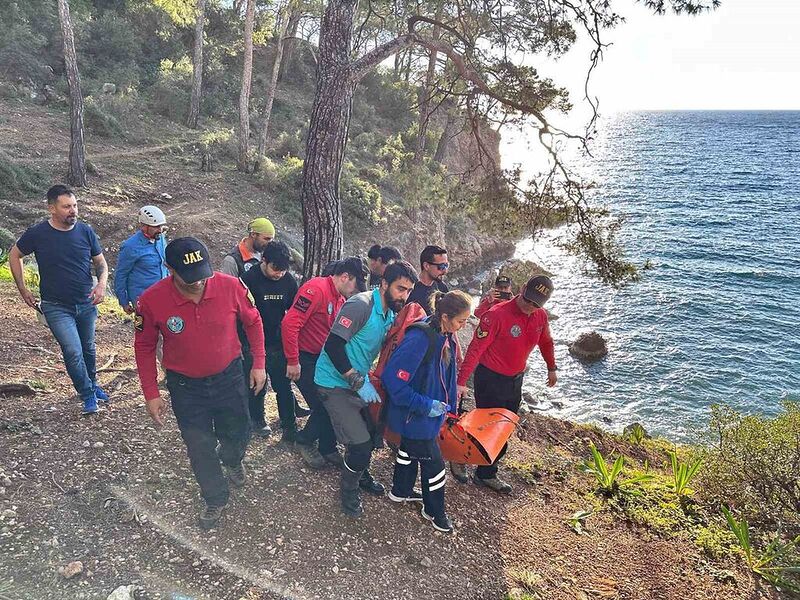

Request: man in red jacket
left=281, top=257, right=368, bottom=469
left=456, top=275, right=558, bottom=493
left=134, top=237, right=266, bottom=530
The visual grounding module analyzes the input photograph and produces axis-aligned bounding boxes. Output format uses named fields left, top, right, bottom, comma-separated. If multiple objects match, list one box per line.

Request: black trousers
left=294, top=351, right=337, bottom=455
left=266, top=344, right=297, bottom=430
left=392, top=438, right=446, bottom=518
left=473, top=363, right=524, bottom=480
left=241, top=344, right=267, bottom=428
left=166, top=358, right=250, bottom=507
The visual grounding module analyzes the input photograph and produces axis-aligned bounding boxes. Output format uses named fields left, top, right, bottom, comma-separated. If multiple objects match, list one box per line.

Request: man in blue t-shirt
left=8, top=184, right=110, bottom=415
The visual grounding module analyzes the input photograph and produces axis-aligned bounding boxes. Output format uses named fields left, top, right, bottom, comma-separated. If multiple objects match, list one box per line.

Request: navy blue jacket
left=114, top=230, right=167, bottom=307
left=382, top=324, right=458, bottom=441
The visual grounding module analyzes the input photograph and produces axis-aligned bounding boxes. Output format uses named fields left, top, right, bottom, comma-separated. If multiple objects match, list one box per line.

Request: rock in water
left=569, top=331, right=608, bottom=362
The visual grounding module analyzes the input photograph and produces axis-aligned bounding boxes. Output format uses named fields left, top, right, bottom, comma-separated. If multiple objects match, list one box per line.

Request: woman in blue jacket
left=381, top=290, right=472, bottom=533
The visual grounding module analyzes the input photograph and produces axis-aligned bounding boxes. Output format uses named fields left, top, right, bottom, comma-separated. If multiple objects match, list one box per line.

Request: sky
left=545, top=0, right=800, bottom=113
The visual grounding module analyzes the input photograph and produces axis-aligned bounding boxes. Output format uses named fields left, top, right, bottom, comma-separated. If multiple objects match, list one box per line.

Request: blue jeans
left=41, top=300, right=98, bottom=401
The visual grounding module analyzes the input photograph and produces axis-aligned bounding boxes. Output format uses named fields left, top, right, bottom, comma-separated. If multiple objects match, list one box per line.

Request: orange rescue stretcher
left=437, top=408, right=519, bottom=465
left=370, top=395, right=520, bottom=466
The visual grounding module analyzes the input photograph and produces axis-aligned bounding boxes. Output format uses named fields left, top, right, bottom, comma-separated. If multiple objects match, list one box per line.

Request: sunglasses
left=428, top=262, right=449, bottom=271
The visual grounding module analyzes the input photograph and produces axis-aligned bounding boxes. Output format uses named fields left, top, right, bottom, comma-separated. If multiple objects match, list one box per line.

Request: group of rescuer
left=9, top=184, right=558, bottom=531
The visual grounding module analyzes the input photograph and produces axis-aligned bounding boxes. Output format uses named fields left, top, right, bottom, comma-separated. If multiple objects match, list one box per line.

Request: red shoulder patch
left=339, top=316, right=352, bottom=328
left=294, top=295, right=312, bottom=313
left=397, top=369, right=410, bottom=381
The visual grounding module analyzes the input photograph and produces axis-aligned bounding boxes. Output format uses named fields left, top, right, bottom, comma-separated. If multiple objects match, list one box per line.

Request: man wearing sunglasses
left=407, top=245, right=449, bottom=316
left=455, top=275, right=558, bottom=493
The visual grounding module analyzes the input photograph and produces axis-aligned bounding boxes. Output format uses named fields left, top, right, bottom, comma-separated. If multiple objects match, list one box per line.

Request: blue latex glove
left=358, top=380, right=381, bottom=404
left=428, top=400, right=447, bottom=418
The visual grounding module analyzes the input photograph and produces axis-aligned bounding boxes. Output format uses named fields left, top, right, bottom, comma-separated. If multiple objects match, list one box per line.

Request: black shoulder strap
left=227, top=245, right=245, bottom=277
left=408, top=322, right=439, bottom=388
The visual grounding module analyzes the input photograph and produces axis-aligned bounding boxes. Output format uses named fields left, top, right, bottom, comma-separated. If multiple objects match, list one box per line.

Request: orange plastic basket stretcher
left=436, top=408, right=519, bottom=465
left=369, top=386, right=520, bottom=466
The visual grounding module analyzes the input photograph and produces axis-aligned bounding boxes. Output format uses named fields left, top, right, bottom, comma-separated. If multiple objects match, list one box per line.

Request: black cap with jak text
left=165, top=237, right=213, bottom=284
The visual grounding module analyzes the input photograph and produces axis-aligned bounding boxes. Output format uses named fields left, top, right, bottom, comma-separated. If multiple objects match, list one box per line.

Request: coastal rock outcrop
left=569, top=331, right=608, bottom=362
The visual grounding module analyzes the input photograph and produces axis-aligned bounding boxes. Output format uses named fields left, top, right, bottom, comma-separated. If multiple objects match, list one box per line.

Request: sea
left=514, top=111, right=800, bottom=442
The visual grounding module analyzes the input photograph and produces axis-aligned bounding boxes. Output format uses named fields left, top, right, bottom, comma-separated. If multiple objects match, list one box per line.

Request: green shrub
left=669, top=450, right=702, bottom=498
left=341, top=171, right=382, bottom=226
left=698, top=403, right=800, bottom=535
left=147, top=58, right=192, bottom=123
left=580, top=443, right=654, bottom=497
left=84, top=98, right=124, bottom=138
left=0, top=151, right=47, bottom=200
left=722, top=506, right=800, bottom=593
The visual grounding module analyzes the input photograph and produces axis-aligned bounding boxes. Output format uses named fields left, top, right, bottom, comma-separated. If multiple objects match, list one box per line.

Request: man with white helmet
left=114, top=205, right=168, bottom=314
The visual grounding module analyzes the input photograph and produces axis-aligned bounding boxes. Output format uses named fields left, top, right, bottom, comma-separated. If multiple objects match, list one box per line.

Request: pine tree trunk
left=256, top=3, right=290, bottom=162
left=57, top=0, right=87, bottom=187
left=237, top=0, right=256, bottom=172
left=413, top=0, right=443, bottom=163
left=278, top=8, right=302, bottom=82
left=187, top=0, right=207, bottom=129
left=299, top=0, right=358, bottom=279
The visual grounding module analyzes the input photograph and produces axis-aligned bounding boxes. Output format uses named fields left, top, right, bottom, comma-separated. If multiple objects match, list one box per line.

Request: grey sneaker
left=199, top=504, right=225, bottom=530
left=473, top=474, right=513, bottom=494
left=296, top=442, right=327, bottom=469
left=450, top=462, right=469, bottom=484
left=421, top=507, right=454, bottom=533
left=225, top=462, right=247, bottom=488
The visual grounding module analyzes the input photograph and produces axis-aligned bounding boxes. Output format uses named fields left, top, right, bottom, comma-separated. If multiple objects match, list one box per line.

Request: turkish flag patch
left=339, top=316, right=352, bottom=328
left=397, top=369, right=410, bottom=381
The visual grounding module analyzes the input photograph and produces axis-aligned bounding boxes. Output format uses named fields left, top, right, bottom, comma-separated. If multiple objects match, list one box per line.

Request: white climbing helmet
left=138, top=205, right=167, bottom=227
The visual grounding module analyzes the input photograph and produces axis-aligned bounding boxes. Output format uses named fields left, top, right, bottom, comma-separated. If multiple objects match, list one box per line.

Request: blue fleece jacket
left=382, top=325, right=458, bottom=441
left=114, top=230, right=167, bottom=307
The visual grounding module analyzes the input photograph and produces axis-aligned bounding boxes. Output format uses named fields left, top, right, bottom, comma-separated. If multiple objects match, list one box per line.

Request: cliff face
left=347, top=111, right=514, bottom=282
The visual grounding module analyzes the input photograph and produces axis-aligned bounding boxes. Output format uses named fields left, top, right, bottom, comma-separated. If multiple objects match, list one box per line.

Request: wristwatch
left=345, top=371, right=365, bottom=391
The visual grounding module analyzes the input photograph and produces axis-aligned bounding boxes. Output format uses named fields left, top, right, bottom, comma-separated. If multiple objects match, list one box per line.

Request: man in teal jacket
left=115, top=206, right=168, bottom=313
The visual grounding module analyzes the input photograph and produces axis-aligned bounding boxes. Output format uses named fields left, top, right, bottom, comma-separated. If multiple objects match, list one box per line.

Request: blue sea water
left=517, top=111, right=800, bottom=442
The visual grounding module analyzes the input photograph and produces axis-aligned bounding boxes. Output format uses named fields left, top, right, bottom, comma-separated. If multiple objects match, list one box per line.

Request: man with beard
left=221, top=218, right=309, bottom=432
left=407, top=245, right=449, bottom=316
left=314, top=261, right=418, bottom=518
left=9, top=184, right=110, bottom=415
left=114, top=206, right=168, bottom=314
left=220, top=218, right=275, bottom=277
left=134, top=237, right=266, bottom=530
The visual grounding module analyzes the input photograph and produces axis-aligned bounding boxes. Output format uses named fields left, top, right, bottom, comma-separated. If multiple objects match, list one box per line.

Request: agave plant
left=669, top=450, right=702, bottom=497
left=722, top=506, right=800, bottom=593
left=580, top=443, right=653, bottom=496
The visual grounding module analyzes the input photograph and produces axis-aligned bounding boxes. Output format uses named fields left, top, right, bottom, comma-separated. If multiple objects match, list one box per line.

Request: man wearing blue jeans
left=8, top=184, right=110, bottom=415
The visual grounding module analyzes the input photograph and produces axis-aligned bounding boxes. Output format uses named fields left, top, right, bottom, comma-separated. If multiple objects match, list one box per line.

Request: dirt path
left=0, top=280, right=780, bottom=600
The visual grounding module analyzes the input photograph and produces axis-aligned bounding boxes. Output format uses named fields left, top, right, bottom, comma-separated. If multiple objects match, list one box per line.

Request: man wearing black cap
left=475, top=275, right=514, bottom=319
left=134, top=237, right=266, bottom=530
left=281, top=257, right=368, bottom=469
left=456, top=275, right=558, bottom=493
left=241, top=241, right=300, bottom=443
